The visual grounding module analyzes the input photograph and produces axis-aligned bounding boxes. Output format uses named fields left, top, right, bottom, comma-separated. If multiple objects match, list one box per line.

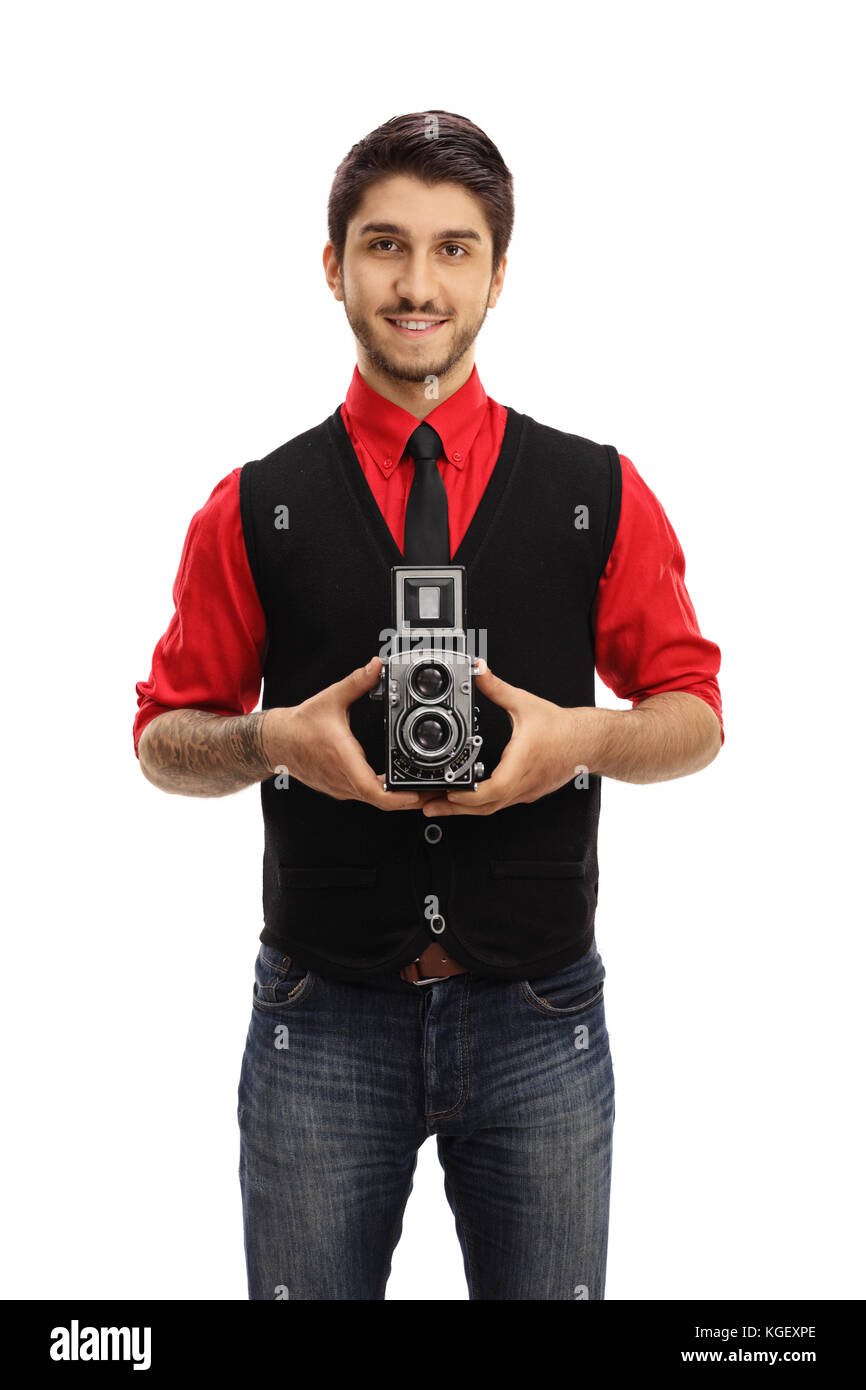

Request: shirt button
left=424, top=823, right=443, bottom=844
left=452, top=451, right=462, bottom=462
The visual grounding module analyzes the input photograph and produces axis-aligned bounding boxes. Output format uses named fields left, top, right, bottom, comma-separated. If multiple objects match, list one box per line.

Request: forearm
left=578, top=691, right=722, bottom=785
left=137, top=708, right=278, bottom=798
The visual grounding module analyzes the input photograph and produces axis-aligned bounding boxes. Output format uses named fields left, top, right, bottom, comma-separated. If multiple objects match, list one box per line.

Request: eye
left=368, top=240, right=468, bottom=257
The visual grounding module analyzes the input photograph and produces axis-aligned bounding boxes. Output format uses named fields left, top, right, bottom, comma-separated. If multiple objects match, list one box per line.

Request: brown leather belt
left=400, top=941, right=469, bottom=985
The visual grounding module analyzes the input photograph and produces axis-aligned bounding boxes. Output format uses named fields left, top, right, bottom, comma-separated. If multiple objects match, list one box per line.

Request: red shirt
left=134, top=364, right=724, bottom=756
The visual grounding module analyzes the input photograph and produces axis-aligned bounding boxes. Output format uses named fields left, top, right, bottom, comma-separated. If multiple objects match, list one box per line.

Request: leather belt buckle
left=400, top=957, right=448, bottom=985
left=399, top=943, right=469, bottom=986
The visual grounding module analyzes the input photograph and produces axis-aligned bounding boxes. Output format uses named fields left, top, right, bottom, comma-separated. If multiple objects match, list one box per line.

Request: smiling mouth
left=385, top=318, right=449, bottom=337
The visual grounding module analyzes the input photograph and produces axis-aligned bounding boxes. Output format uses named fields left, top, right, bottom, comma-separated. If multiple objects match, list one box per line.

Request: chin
left=372, top=346, right=447, bottom=382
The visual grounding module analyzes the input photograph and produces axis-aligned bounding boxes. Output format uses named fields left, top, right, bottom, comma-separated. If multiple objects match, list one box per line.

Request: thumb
left=343, top=655, right=384, bottom=693
left=472, top=657, right=520, bottom=711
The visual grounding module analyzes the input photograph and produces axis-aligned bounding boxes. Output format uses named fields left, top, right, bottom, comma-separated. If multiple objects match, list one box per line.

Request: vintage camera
left=369, top=565, right=484, bottom=791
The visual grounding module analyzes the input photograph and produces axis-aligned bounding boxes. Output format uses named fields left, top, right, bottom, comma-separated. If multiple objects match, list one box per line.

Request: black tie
left=403, top=422, right=450, bottom=564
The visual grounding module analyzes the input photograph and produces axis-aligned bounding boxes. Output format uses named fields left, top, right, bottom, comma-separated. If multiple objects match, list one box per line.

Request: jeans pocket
left=252, top=943, right=315, bottom=1012
left=519, top=948, right=606, bottom=1017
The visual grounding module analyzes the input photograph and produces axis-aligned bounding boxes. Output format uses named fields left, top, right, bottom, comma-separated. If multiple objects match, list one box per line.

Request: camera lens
left=414, top=714, right=449, bottom=751
left=408, top=661, right=452, bottom=702
left=399, top=704, right=462, bottom=764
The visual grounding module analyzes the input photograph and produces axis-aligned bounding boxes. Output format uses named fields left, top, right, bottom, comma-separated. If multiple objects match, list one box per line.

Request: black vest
left=239, top=405, right=622, bottom=990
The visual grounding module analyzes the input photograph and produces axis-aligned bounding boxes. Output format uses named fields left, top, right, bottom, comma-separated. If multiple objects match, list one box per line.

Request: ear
left=323, top=243, right=343, bottom=300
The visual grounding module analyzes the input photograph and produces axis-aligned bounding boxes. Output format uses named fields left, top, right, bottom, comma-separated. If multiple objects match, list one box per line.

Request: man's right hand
left=262, top=656, right=434, bottom=811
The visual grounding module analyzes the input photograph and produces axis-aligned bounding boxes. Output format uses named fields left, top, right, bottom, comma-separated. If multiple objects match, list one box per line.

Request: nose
left=393, top=252, right=440, bottom=314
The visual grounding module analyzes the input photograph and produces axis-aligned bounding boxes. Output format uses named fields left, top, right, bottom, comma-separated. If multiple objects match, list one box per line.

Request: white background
left=2, top=0, right=863, bottom=1300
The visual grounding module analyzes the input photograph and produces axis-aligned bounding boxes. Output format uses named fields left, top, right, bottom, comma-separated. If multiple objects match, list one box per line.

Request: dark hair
left=327, top=111, right=514, bottom=274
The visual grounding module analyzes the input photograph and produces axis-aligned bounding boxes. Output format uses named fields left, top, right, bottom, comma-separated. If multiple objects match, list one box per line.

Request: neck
left=355, top=350, right=476, bottom=420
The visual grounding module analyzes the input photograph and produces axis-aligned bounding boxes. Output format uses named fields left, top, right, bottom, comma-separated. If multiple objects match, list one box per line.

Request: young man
left=134, top=111, right=723, bottom=1301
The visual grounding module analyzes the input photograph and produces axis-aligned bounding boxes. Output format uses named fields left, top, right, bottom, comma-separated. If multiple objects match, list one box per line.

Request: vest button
left=424, top=822, right=443, bottom=844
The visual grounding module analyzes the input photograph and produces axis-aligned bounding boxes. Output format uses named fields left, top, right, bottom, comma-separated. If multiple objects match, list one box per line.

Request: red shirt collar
left=343, top=363, right=488, bottom=477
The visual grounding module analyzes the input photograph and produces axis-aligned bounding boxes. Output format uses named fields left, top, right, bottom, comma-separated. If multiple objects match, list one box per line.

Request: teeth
left=393, top=319, right=442, bottom=331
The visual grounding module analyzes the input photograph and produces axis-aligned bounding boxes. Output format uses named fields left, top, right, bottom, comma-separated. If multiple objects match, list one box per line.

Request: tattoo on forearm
left=139, top=709, right=273, bottom=797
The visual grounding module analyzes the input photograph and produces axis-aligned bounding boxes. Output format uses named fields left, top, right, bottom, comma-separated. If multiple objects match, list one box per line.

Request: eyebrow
left=356, top=221, right=483, bottom=244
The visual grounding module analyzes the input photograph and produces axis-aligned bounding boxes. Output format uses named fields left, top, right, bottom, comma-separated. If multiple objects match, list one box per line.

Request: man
left=134, top=110, right=724, bottom=1301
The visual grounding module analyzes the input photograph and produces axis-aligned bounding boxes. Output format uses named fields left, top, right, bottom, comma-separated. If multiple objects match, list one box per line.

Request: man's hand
left=264, top=656, right=429, bottom=811
left=420, top=659, right=591, bottom=817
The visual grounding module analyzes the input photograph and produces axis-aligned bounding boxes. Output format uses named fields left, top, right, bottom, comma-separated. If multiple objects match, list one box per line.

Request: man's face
left=328, top=173, right=505, bottom=384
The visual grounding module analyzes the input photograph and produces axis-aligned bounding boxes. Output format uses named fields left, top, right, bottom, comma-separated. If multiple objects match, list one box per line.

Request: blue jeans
left=237, top=939, right=615, bottom=1300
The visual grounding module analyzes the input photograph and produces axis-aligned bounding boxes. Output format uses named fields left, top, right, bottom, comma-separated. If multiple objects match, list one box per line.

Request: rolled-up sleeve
left=592, top=454, right=724, bottom=744
left=133, top=468, right=267, bottom=758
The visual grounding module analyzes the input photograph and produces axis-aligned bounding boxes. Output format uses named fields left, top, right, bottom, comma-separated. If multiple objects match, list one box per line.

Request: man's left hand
left=419, top=659, right=596, bottom=817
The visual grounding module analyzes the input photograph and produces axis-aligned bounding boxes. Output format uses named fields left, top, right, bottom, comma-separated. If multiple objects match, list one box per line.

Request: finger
left=423, top=736, right=528, bottom=815
left=422, top=793, right=505, bottom=816
left=376, top=780, right=438, bottom=808
left=422, top=771, right=511, bottom=817
left=471, top=658, right=522, bottom=714
left=331, top=656, right=385, bottom=705
left=344, top=754, right=421, bottom=810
